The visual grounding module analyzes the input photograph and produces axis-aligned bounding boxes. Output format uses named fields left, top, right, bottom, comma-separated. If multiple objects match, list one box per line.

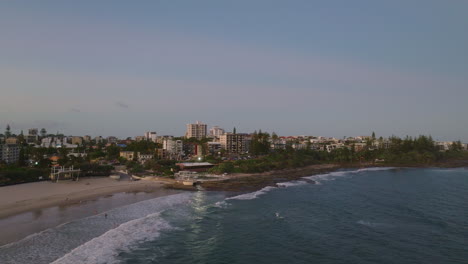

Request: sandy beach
left=0, top=176, right=175, bottom=219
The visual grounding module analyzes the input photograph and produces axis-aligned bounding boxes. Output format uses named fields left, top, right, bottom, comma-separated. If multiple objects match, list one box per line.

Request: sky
left=1, top=0, right=467, bottom=141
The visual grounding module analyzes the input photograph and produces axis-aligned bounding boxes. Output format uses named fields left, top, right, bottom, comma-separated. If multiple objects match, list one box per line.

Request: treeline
left=0, top=167, right=48, bottom=186
left=0, top=163, right=114, bottom=186
left=209, top=135, right=467, bottom=174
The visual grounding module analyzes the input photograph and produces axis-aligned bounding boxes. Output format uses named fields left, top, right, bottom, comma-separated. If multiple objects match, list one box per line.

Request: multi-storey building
left=220, top=133, right=247, bottom=154
left=207, top=142, right=222, bottom=155
left=26, top=128, right=39, bottom=143
left=144, top=131, right=157, bottom=142
left=0, top=144, right=20, bottom=164
left=209, top=126, right=225, bottom=139
left=186, top=121, right=207, bottom=139
left=163, top=139, right=183, bottom=155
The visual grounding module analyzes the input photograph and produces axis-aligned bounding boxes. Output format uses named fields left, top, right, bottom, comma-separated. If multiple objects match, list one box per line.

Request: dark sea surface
left=1, top=167, right=467, bottom=264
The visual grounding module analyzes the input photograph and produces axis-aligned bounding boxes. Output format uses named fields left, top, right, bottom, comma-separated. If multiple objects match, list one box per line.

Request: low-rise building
left=138, top=153, right=154, bottom=163
left=326, top=143, right=346, bottom=152
left=6, top=137, right=19, bottom=144
left=120, top=151, right=135, bottom=160
left=435, top=141, right=453, bottom=151
left=71, top=136, right=83, bottom=145
left=176, top=162, right=215, bottom=172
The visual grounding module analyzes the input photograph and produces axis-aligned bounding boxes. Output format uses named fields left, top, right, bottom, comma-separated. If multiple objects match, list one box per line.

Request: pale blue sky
left=1, top=1, right=467, bottom=141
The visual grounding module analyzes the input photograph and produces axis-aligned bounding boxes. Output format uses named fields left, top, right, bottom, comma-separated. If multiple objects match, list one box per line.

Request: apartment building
left=220, top=133, right=247, bottom=154
left=186, top=121, right=207, bottom=139
left=0, top=144, right=20, bottom=164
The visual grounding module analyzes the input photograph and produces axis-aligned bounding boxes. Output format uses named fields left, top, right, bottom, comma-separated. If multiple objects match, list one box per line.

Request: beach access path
left=0, top=177, right=173, bottom=219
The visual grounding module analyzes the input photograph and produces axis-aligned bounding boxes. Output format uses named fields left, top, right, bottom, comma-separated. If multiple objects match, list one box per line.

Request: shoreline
left=167, top=160, right=468, bottom=192
left=0, top=177, right=177, bottom=220
left=3, top=159, right=467, bottom=219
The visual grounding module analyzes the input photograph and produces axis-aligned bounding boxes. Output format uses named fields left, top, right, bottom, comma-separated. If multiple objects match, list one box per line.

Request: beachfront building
left=176, top=162, right=215, bottom=172
left=220, top=133, right=248, bottom=154
left=435, top=141, right=454, bottom=152
left=163, top=139, right=184, bottom=159
left=186, top=121, right=207, bottom=139
left=0, top=144, right=20, bottom=164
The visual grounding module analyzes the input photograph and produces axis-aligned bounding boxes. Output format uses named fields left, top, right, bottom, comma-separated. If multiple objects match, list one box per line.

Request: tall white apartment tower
left=185, top=121, right=207, bottom=139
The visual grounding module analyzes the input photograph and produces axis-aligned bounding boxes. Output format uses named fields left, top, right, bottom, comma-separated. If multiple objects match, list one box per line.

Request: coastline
left=167, top=159, right=468, bottom=192
left=3, top=159, right=467, bottom=219
left=1, top=161, right=466, bottom=247
left=0, top=177, right=177, bottom=220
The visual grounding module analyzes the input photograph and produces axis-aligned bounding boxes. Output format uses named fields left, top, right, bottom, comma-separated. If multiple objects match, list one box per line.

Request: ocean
left=1, top=167, right=467, bottom=264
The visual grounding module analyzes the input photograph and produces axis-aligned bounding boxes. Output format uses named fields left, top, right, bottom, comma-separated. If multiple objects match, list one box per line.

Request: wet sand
left=0, top=177, right=174, bottom=219
left=0, top=178, right=181, bottom=246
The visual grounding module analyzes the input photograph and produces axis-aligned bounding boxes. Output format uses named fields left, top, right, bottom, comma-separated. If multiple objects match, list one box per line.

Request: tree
left=5, top=124, right=11, bottom=138
left=233, top=127, right=237, bottom=134
left=371, top=131, right=376, bottom=140
left=271, top=132, right=278, bottom=142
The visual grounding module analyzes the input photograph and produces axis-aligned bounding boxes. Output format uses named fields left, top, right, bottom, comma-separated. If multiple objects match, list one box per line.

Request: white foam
left=52, top=213, right=170, bottom=264
left=276, top=181, right=307, bottom=188
left=355, top=167, right=395, bottom=172
left=226, top=186, right=277, bottom=201
left=303, top=167, right=396, bottom=184
left=0, top=193, right=193, bottom=264
left=213, top=201, right=229, bottom=208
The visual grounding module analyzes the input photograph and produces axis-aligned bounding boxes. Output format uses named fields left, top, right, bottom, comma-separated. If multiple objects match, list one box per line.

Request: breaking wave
left=276, top=180, right=308, bottom=188
left=226, top=186, right=277, bottom=201
left=0, top=193, right=193, bottom=264
left=303, top=167, right=395, bottom=184
left=52, top=213, right=171, bottom=264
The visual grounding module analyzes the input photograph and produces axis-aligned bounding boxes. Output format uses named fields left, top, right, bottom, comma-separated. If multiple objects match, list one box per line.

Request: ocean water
left=1, top=167, right=467, bottom=264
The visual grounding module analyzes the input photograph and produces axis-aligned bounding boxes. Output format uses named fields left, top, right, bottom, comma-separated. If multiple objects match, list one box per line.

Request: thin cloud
left=70, top=108, right=81, bottom=113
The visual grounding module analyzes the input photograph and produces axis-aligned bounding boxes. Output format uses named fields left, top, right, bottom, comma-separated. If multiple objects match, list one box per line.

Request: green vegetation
left=250, top=130, right=271, bottom=155
left=209, top=135, right=468, bottom=174
left=0, top=167, right=48, bottom=186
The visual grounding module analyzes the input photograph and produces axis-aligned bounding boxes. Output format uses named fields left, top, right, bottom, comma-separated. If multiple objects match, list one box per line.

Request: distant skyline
left=1, top=1, right=467, bottom=141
